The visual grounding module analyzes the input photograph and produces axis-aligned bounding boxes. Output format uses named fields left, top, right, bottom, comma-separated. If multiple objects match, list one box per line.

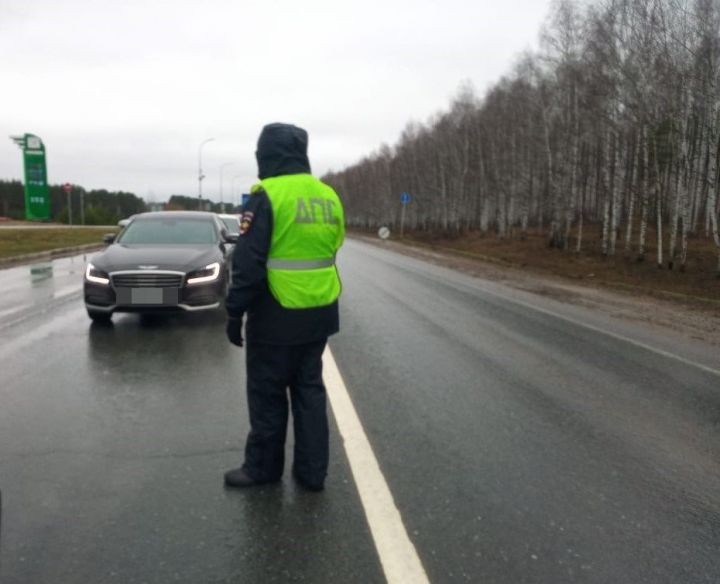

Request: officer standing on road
left=224, top=122, right=345, bottom=492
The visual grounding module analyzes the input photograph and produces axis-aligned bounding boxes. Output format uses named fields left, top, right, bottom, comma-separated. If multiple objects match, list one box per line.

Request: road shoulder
left=351, top=235, right=720, bottom=348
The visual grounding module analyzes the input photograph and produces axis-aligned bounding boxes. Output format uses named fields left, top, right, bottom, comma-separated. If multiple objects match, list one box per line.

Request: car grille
left=111, top=273, right=183, bottom=288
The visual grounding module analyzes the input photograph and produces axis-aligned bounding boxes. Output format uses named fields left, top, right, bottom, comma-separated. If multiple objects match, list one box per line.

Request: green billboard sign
left=10, top=133, right=51, bottom=220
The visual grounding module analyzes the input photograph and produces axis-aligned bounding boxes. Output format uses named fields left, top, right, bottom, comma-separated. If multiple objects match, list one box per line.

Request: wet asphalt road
left=1, top=240, right=720, bottom=583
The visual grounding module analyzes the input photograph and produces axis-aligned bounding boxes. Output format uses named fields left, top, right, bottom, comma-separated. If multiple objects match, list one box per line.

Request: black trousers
left=242, top=339, right=329, bottom=485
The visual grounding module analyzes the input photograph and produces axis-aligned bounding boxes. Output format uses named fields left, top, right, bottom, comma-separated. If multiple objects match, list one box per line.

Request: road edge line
left=324, top=346, right=430, bottom=584
left=352, top=240, right=720, bottom=378
left=473, top=282, right=720, bottom=378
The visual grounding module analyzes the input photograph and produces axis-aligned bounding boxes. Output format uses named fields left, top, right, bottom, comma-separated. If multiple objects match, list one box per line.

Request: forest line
left=324, top=0, right=720, bottom=274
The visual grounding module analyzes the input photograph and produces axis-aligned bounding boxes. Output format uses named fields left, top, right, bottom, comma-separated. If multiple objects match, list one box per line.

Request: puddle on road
left=30, top=262, right=53, bottom=283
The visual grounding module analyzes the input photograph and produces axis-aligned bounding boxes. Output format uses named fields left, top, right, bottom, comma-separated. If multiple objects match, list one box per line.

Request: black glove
left=226, top=316, right=244, bottom=347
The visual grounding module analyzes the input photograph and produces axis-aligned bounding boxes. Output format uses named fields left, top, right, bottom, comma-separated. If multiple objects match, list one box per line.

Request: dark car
left=83, top=211, right=238, bottom=322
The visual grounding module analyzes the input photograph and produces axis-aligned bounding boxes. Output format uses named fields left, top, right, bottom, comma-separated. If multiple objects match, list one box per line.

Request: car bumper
left=84, top=277, right=225, bottom=314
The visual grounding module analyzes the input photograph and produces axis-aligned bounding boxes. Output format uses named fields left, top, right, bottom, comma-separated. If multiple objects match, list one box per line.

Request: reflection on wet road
left=0, top=253, right=86, bottom=327
left=1, top=241, right=720, bottom=583
left=0, top=275, right=382, bottom=583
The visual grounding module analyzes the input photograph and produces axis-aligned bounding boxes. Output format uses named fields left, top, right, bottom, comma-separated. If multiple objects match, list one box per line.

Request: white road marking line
left=357, top=240, right=720, bottom=378
left=324, top=347, right=430, bottom=584
left=471, top=283, right=720, bottom=378
left=0, top=304, right=31, bottom=319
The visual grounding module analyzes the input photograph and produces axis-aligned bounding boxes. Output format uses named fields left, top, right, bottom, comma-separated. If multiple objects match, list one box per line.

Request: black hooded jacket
left=225, top=123, right=340, bottom=345
left=256, top=123, right=312, bottom=179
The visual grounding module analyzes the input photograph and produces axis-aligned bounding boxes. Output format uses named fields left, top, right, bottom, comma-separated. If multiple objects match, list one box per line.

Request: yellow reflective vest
left=258, top=174, right=345, bottom=309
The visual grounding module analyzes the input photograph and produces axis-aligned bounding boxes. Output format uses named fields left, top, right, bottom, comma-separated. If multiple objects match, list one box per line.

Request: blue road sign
left=241, top=193, right=251, bottom=207
left=400, top=192, right=411, bottom=204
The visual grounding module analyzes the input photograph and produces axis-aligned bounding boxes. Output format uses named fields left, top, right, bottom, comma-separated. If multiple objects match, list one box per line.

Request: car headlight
left=85, top=263, right=110, bottom=285
left=186, top=262, right=221, bottom=285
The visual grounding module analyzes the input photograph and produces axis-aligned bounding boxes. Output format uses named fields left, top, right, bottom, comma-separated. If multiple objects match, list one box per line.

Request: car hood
left=91, top=244, right=222, bottom=273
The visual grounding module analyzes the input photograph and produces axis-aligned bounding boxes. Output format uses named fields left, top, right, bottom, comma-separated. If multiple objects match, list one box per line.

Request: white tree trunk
left=668, top=168, right=681, bottom=269
left=623, top=135, right=637, bottom=254
left=657, top=191, right=663, bottom=269
left=637, top=126, right=649, bottom=260
left=710, top=196, right=720, bottom=274
left=601, top=131, right=611, bottom=256
left=609, top=131, right=620, bottom=256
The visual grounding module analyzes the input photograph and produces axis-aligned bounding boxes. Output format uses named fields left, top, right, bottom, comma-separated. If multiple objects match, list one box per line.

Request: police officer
left=224, top=123, right=345, bottom=492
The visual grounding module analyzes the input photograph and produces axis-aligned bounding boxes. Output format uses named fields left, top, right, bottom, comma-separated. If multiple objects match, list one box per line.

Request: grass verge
left=0, top=227, right=117, bottom=259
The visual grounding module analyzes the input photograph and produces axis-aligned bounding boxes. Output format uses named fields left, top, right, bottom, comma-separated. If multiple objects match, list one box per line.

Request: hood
left=91, top=244, right=221, bottom=273
left=256, top=123, right=311, bottom=179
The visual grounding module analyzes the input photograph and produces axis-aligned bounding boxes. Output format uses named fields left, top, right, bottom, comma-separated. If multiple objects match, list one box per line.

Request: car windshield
left=117, top=218, right=217, bottom=244
left=221, top=217, right=240, bottom=234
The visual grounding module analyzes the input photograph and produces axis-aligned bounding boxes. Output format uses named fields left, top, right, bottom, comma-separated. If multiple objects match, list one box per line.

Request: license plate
left=116, top=287, right=179, bottom=306
left=131, top=288, right=163, bottom=304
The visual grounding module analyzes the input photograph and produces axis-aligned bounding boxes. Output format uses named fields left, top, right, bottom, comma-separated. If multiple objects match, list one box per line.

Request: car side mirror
left=224, top=233, right=239, bottom=244
left=103, top=233, right=116, bottom=245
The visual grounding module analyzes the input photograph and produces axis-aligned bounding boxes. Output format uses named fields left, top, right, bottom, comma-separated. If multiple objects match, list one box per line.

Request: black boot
left=292, top=470, right=324, bottom=492
left=224, top=467, right=258, bottom=488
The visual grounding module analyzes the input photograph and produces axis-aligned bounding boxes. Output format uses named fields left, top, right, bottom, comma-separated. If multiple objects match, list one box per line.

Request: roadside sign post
left=63, top=183, right=73, bottom=225
left=399, top=192, right=412, bottom=238
left=9, top=134, right=51, bottom=221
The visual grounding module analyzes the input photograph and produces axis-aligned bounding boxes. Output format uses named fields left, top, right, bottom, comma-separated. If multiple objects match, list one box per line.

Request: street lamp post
left=198, top=137, right=215, bottom=211
left=232, top=175, right=243, bottom=210
left=219, top=162, right=236, bottom=214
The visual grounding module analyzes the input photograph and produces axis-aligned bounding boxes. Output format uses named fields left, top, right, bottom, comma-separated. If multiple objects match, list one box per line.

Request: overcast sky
left=0, top=0, right=552, bottom=203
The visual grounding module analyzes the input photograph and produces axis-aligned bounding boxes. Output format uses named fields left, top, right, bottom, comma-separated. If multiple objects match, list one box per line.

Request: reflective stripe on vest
left=266, top=257, right=336, bottom=270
